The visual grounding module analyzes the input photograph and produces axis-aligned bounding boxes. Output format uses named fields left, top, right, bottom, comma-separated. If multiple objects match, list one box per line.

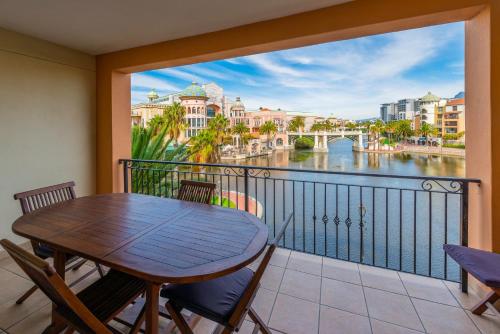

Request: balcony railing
left=119, top=159, right=480, bottom=291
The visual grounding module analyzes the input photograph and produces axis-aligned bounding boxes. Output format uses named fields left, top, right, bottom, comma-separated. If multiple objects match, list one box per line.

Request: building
left=380, top=102, right=397, bottom=122
left=245, top=107, right=288, bottom=148
left=131, top=82, right=239, bottom=140
left=443, top=98, right=465, bottom=137
left=397, top=98, right=419, bottom=120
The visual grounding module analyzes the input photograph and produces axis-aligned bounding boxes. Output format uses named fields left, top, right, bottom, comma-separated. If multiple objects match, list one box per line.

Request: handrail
left=119, top=158, right=481, bottom=184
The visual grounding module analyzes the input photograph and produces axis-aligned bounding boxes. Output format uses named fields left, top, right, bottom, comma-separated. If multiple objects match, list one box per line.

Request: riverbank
left=362, top=144, right=465, bottom=157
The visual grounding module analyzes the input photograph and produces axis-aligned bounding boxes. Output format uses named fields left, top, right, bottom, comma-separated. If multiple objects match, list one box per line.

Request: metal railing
left=119, top=158, right=480, bottom=291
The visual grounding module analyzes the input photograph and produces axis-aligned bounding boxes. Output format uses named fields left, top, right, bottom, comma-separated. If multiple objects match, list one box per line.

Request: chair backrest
left=0, top=239, right=111, bottom=334
left=227, top=212, right=293, bottom=329
left=14, top=181, right=76, bottom=214
left=177, top=180, right=216, bottom=204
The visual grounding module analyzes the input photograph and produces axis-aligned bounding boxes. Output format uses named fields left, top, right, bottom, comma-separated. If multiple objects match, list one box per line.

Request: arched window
left=276, top=138, right=283, bottom=146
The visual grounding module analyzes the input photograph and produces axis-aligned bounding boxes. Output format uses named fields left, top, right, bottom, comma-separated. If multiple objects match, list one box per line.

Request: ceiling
left=0, top=0, right=351, bottom=55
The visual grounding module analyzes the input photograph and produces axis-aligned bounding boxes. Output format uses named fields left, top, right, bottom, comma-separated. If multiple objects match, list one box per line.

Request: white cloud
left=131, top=73, right=181, bottom=93
left=245, top=54, right=303, bottom=77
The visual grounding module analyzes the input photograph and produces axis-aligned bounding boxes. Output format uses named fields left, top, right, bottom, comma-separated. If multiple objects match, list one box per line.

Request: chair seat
left=444, top=244, right=500, bottom=288
left=77, top=269, right=146, bottom=321
left=161, top=267, right=254, bottom=324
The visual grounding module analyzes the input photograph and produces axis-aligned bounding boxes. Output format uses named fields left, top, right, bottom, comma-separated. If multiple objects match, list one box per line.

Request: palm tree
left=208, top=114, right=229, bottom=160
left=288, top=116, right=305, bottom=133
left=131, top=124, right=190, bottom=195
left=369, top=120, right=385, bottom=150
left=395, top=120, right=413, bottom=141
left=346, top=122, right=357, bottom=131
left=147, top=114, right=166, bottom=134
left=310, top=123, right=324, bottom=132
left=163, top=102, right=187, bottom=146
left=189, top=129, right=217, bottom=163
left=232, top=122, right=250, bottom=151
left=385, top=121, right=397, bottom=144
left=260, top=121, right=278, bottom=148
left=418, top=123, right=434, bottom=139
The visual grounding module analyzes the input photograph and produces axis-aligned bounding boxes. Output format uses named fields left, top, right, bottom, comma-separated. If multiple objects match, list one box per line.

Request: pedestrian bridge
left=287, top=131, right=365, bottom=152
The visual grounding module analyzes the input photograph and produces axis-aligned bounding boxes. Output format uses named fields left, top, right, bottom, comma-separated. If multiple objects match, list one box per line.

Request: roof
left=447, top=98, right=465, bottom=106
left=421, top=91, right=441, bottom=102
left=180, top=82, right=207, bottom=98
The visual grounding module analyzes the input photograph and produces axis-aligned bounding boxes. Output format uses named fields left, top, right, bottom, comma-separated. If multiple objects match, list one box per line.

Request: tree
left=418, top=123, right=435, bottom=139
left=260, top=121, right=278, bottom=148
left=310, top=123, right=324, bottom=132
left=147, top=114, right=166, bottom=134
left=294, top=137, right=314, bottom=149
left=394, top=120, right=413, bottom=141
left=288, top=116, right=305, bottom=133
left=369, top=120, right=385, bottom=150
left=189, top=129, right=217, bottom=163
left=131, top=124, right=190, bottom=195
left=163, top=102, right=187, bottom=146
left=207, top=114, right=229, bottom=160
left=385, top=121, right=397, bottom=144
left=346, top=122, right=357, bottom=131
left=232, top=122, right=250, bottom=150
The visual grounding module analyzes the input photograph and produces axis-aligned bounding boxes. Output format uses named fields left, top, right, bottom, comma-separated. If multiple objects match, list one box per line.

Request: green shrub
left=294, top=137, right=315, bottom=149
left=443, top=143, right=465, bottom=149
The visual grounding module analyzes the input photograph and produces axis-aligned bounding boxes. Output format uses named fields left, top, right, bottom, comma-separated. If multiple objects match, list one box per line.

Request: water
left=226, top=140, right=466, bottom=281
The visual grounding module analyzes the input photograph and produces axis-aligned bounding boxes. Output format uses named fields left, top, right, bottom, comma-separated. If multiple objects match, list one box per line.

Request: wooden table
left=12, top=193, right=268, bottom=334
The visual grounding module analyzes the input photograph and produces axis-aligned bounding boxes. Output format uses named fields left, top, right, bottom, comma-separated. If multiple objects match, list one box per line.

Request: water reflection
left=240, top=140, right=465, bottom=178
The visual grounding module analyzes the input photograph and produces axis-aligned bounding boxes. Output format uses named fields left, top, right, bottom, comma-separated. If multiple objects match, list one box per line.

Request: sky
left=131, top=22, right=464, bottom=120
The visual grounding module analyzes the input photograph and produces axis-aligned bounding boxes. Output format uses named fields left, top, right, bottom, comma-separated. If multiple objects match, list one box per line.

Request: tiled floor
left=0, top=248, right=499, bottom=334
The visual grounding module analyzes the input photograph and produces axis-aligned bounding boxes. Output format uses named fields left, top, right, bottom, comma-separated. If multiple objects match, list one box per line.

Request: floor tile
left=238, top=320, right=259, bottom=334
left=399, top=272, right=458, bottom=306
left=359, top=265, right=407, bottom=295
left=321, top=277, right=367, bottom=316
left=6, top=304, right=51, bottom=334
left=248, top=288, right=277, bottom=324
left=371, top=319, right=424, bottom=334
left=286, top=251, right=322, bottom=276
left=412, top=298, right=480, bottom=334
left=0, top=257, right=29, bottom=280
left=280, top=269, right=321, bottom=303
left=261, top=265, right=285, bottom=291
left=364, top=287, right=423, bottom=331
left=466, top=310, right=500, bottom=334
left=0, top=289, right=50, bottom=329
left=270, top=247, right=291, bottom=267
left=0, top=268, right=34, bottom=305
left=269, top=293, right=319, bottom=334
left=319, top=305, right=371, bottom=334
left=443, top=281, right=489, bottom=311
left=322, top=257, right=361, bottom=284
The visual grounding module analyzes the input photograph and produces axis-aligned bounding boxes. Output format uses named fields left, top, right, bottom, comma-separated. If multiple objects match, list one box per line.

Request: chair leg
left=96, top=263, right=105, bottom=277
left=69, top=259, right=87, bottom=271
left=248, top=308, right=272, bottom=334
left=472, top=290, right=500, bottom=315
left=165, top=302, right=194, bottom=334
left=15, top=285, right=38, bottom=304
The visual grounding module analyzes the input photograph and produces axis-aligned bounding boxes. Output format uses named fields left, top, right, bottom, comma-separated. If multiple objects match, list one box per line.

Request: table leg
left=45, top=250, right=67, bottom=333
left=145, top=282, right=160, bottom=334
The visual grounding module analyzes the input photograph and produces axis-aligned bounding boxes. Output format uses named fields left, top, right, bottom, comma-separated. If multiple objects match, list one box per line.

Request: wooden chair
left=177, top=180, right=216, bottom=204
left=0, top=239, right=145, bottom=334
left=444, top=244, right=500, bottom=315
left=161, top=213, right=293, bottom=334
left=13, top=181, right=104, bottom=304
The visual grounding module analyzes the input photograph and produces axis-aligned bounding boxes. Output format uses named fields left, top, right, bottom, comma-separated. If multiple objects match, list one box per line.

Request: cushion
left=161, top=267, right=254, bottom=324
left=444, top=244, right=500, bottom=288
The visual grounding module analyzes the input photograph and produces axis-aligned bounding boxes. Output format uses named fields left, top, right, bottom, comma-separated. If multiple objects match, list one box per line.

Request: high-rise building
left=380, top=103, right=397, bottom=122
left=397, top=99, right=419, bottom=120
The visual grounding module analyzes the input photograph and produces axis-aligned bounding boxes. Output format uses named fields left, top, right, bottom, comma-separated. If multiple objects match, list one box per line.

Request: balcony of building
left=1, top=0, right=500, bottom=333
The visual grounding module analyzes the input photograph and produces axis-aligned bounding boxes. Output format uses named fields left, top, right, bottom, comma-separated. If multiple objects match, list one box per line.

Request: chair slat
left=177, top=180, right=216, bottom=205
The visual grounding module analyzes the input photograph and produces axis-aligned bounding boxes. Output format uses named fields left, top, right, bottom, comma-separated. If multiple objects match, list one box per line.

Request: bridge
left=287, top=130, right=366, bottom=152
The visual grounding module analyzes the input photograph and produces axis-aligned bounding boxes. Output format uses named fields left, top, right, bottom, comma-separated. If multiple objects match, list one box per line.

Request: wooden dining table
left=11, top=193, right=269, bottom=334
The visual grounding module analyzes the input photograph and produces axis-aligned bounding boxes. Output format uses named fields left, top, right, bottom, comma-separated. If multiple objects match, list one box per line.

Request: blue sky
left=131, top=22, right=464, bottom=119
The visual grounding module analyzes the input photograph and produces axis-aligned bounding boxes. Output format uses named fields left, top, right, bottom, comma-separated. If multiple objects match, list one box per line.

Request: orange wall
left=96, top=0, right=499, bottom=253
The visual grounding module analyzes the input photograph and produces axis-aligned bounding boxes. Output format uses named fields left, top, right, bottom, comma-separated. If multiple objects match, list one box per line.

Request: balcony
left=1, top=246, right=498, bottom=333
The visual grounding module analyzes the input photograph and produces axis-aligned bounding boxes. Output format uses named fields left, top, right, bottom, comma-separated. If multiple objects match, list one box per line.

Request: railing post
left=461, top=181, right=469, bottom=293
left=244, top=168, right=249, bottom=212
left=122, top=160, right=129, bottom=193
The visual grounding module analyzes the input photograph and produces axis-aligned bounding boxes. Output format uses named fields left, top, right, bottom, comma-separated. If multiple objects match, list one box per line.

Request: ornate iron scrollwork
left=421, top=179, right=463, bottom=193
left=223, top=167, right=245, bottom=177
left=248, top=168, right=271, bottom=178
left=322, top=214, right=329, bottom=224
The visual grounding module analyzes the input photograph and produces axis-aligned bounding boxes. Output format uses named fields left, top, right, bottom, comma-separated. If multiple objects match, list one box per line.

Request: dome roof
left=147, top=89, right=159, bottom=100
left=421, top=91, right=440, bottom=102
left=231, top=97, right=245, bottom=110
left=180, top=82, right=207, bottom=98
